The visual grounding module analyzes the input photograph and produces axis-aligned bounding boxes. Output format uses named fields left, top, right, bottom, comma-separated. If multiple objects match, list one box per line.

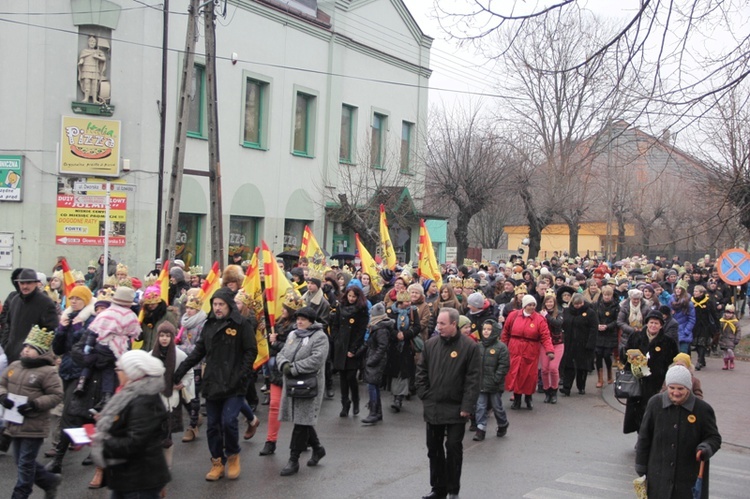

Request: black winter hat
left=294, top=306, right=318, bottom=322
left=645, top=310, right=665, bottom=325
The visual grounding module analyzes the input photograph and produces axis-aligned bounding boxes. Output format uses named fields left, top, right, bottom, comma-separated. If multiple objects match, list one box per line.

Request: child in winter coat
left=719, top=304, right=742, bottom=370
left=176, top=292, right=206, bottom=442
left=361, top=303, right=393, bottom=425
left=0, top=325, right=64, bottom=499
left=472, top=319, right=510, bottom=441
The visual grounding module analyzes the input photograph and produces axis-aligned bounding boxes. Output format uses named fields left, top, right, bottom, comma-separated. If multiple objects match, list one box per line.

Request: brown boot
left=226, top=453, right=240, bottom=480
left=88, top=467, right=105, bottom=489
left=243, top=416, right=260, bottom=440
left=607, top=367, right=614, bottom=384
left=596, top=369, right=604, bottom=388
left=182, top=426, right=198, bottom=442
left=205, top=458, right=224, bottom=481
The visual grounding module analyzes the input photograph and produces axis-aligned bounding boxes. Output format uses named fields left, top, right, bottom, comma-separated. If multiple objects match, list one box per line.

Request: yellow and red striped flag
left=59, top=258, right=77, bottom=297
left=379, top=204, right=397, bottom=270
left=200, top=261, right=221, bottom=314
left=418, top=219, right=443, bottom=289
left=300, top=225, right=327, bottom=267
left=355, top=233, right=381, bottom=293
left=262, top=240, right=298, bottom=328
left=242, top=248, right=269, bottom=369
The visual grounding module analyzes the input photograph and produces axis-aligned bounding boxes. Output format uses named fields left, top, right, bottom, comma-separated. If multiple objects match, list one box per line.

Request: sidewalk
left=601, top=318, right=750, bottom=449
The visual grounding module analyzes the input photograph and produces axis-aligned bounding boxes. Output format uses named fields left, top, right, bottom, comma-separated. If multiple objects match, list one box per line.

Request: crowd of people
left=0, top=251, right=737, bottom=498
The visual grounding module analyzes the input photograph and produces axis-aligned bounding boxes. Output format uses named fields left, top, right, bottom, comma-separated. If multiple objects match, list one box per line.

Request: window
left=243, top=77, right=269, bottom=149
left=229, top=216, right=259, bottom=260
left=293, top=91, right=316, bottom=157
left=339, top=104, right=356, bottom=163
left=187, top=64, right=205, bottom=138
left=401, top=121, right=413, bottom=172
left=371, top=112, right=387, bottom=168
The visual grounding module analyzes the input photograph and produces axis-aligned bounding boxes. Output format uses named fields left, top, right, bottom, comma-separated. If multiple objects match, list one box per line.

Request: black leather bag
left=286, top=372, right=318, bottom=399
left=614, top=369, right=642, bottom=399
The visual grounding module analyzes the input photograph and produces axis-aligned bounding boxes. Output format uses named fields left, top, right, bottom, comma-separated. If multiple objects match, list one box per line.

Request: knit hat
left=370, top=302, right=386, bottom=319
left=173, top=259, right=185, bottom=269
left=37, top=272, right=47, bottom=283
left=725, top=304, right=736, bottom=313
left=308, top=277, right=322, bottom=289
left=117, top=349, right=166, bottom=380
left=157, top=321, right=177, bottom=337
left=380, top=269, right=395, bottom=285
left=676, top=280, right=689, bottom=292
left=24, top=325, right=54, bottom=355
left=142, top=286, right=162, bottom=305
left=673, top=353, right=693, bottom=369
left=522, top=294, right=537, bottom=308
left=422, top=279, right=434, bottom=294
left=458, top=315, right=471, bottom=330
left=467, top=292, right=484, bottom=309
left=69, top=285, right=93, bottom=306
left=664, top=365, right=692, bottom=390
left=111, top=287, right=135, bottom=308
left=169, top=267, right=185, bottom=281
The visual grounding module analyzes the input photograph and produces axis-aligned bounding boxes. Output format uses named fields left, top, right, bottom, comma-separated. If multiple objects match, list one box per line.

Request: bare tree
left=468, top=195, right=516, bottom=249
left=425, top=105, right=510, bottom=263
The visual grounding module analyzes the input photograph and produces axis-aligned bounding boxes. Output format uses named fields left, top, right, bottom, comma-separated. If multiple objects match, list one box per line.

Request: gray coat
left=277, top=323, right=329, bottom=426
left=616, top=300, right=652, bottom=350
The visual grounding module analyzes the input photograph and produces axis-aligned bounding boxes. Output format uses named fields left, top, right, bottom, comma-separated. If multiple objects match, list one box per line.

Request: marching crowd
left=0, top=251, right=736, bottom=498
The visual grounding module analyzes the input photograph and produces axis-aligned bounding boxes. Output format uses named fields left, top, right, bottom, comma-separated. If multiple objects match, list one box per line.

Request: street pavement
left=1, top=348, right=749, bottom=497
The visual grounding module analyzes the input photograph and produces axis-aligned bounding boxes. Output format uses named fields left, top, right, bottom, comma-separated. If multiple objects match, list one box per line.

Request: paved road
left=2, top=355, right=748, bottom=498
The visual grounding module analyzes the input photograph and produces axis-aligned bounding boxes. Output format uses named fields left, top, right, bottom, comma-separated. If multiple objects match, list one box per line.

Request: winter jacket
left=656, top=290, right=672, bottom=307
left=66, top=328, right=116, bottom=419
left=616, top=300, right=652, bottom=350
left=277, top=323, right=329, bottom=426
left=4, top=286, right=59, bottom=363
left=101, top=386, right=171, bottom=492
left=416, top=332, right=480, bottom=425
left=177, top=310, right=206, bottom=357
left=671, top=299, right=696, bottom=344
left=718, top=318, right=741, bottom=350
left=476, top=321, right=509, bottom=393
left=467, top=301, right=496, bottom=338
left=363, top=319, right=393, bottom=386
left=386, top=304, right=420, bottom=379
left=411, top=297, right=433, bottom=341
left=302, top=288, right=331, bottom=328
left=636, top=391, right=721, bottom=499
left=595, top=297, right=620, bottom=349
left=331, top=302, right=369, bottom=371
left=691, top=294, right=719, bottom=347
left=561, top=302, right=598, bottom=369
left=88, top=258, right=118, bottom=292
left=139, top=306, right=179, bottom=353
left=52, top=304, right=95, bottom=381
left=662, top=317, right=679, bottom=345
left=501, top=310, right=554, bottom=395
left=173, top=288, right=257, bottom=400
left=0, top=350, right=63, bottom=438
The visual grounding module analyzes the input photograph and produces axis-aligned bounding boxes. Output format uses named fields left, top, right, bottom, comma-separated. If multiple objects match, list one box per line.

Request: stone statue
left=78, top=35, right=107, bottom=104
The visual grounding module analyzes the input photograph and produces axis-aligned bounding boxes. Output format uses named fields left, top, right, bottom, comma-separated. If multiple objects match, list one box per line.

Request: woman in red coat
left=501, top=294, right=555, bottom=410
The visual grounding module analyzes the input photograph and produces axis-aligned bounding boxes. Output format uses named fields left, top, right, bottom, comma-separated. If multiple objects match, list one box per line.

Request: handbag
left=284, top=335, right=319, bottom=399
left=614, top=369, right=642, bottom=399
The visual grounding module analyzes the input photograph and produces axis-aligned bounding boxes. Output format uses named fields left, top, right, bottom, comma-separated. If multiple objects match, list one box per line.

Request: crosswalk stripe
left=523, top=487, right=608, bottom=499
left=556, top=472, right=634, bottom=493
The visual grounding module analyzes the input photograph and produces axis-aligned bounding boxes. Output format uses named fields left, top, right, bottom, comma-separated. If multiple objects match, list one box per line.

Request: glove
left=0, top=396, right=14, bottom=410
left=16, top=401, right=37, bottom=416
left=282, top=363, right=292, bottom=377
left=696, top=443, right=713, bottom=460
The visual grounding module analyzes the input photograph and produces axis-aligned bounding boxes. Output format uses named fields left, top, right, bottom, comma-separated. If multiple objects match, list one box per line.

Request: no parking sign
left=717, top=248, right=750, bottom=285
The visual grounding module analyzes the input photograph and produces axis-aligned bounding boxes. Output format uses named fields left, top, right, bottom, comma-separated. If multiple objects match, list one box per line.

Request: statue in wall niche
left=78, top=35, right=109, bottom=104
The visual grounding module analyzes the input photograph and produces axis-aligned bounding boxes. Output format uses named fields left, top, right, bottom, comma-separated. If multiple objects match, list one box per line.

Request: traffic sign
left=72, top=182, right=136, bottom=193
left=717, top=248, right=750, bottom=285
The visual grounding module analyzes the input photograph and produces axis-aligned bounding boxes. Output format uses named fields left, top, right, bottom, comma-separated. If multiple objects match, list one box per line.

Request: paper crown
left=24, top=325, right=54, bottom=354
left=143, top=274, right=158, bottom=287
left=117, top=277, right=133, bottom=289
left=142, top=285, right=162, bottom=305
left=88, top=260, right=97, bottom=268
left=396, top=290, right=411, bottom=303
left=544, top=289, right=556, bottom=298
left=236, top=289, right=255, bottom=308
left=282, top=289, right=304, bottom=311
left=104, top=275, right=119, bottom=288
left=185, top=294, right=203, bottom=310
left=188, top=265, right=204, bottom=276
left=72, top=270, right=85, bottom=282
left=514, top=283, right=528, bottom=295
left=116, top=263, right=128, bottom=274
left=462, top=278, right=476, bottom=290
left=52, top=270, right=63, bottom=281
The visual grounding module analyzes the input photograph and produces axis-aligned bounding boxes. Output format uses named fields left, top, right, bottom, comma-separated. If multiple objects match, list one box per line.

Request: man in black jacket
left=174, top=287, right=257, bottom=482
left=416, top=307, right=480, bottom=499
left=2, top=268, right=59, bottom=363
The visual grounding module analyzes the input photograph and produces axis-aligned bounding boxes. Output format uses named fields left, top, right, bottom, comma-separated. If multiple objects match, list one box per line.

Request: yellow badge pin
left=450, top=351, right=458, bottom=358
left=687, top=414, right=697, bottom=423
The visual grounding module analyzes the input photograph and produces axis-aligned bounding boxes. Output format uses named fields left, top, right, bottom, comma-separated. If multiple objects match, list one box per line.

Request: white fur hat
left=117, top=350, right=165, bottom=380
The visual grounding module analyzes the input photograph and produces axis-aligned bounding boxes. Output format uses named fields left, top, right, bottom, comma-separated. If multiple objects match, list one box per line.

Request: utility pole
left=156, top=0, right=170, bottom=259
left=204, top=1, right=225, bottom=266
left=162, top=0, right=200, bottom=265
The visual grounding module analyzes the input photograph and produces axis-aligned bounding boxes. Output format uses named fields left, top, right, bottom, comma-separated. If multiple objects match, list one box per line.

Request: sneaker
left=496, top=425, right=508, bottom=437
left=472, top=430, right=485, bottom=441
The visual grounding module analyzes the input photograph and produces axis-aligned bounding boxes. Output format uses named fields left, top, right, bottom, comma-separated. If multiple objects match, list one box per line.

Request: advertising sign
left=55, top=178, right=127, bottom=246
left=0, top=155, right=23, bottom=201
left=0, top=233, right=13, bottom=269
left=60, top=116, right=121, bottom=177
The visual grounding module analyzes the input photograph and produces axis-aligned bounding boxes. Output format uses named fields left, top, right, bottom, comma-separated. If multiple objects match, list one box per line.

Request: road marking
left=556, top=472, right=634, bottom=493
left=524, top=487, right=604, bottom=499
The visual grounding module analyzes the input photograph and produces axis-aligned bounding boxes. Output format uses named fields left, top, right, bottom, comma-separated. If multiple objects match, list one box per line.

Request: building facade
left=0, top=0, right=432, bottom=293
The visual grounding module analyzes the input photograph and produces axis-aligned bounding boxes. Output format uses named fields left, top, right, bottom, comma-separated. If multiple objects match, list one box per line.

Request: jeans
left=239, top=400, right=256, bottom=421
left=110, top=488, right=162, bottom=499
left=475, top=392, right=508, bottom=431
left=679, top=342, right=691, bottom=354
left=12, top=437, right=58, bottom=499
left=426, top=422, right=465, bottom=495
left=367, top=383, right=381, bottom=409
left=205, top=395, right=244, bottom=460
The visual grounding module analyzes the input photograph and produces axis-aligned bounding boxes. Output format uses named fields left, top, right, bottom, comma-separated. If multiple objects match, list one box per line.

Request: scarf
left=152, top=342, right=175, bottom=398
left=628, top=303, right=643, bottom=330
left=720, top=317, right=738, bottom=335
left=91, top=375, right=164, bottom=468
left=691, top=295, right=709, bottom=309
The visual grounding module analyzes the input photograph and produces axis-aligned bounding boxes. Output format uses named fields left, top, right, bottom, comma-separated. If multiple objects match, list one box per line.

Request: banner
left=60, top=116, right=121, bottom=177
left=300, top=225, right=327, bottom=266
left=243, top=249, right=269, bottom=369
left=0, top=155, right=23, bottom=201
left=355, top=234, right=381, bottom=293
left=262, top=240, right=298, bottom=328
left=419, top=219, right=443, bottom=289
left=200, top=262, right=221, bottom=314
left=379, top=204, right=397, bottom=269
left=55, top=180, right=127, bottom=246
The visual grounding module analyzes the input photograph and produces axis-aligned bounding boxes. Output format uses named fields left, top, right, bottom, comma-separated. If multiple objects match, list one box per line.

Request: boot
left=88, top=467, right=105, bottom=489
left=74, top=376, right=87, bottom=394
left=469, top=417, right=477, bottom=432
left=549, top=388, right=558, bottom=404
left=225, top=453, right=240, bottom=480
left=182, top=426, right=198, bottom=442
left=524, top=394, right=533, bottom=410
left=307, top=445, right=326, bottom=466
left=45, top=454, right=63, bottom=474
left=259, top=441, right=276, bottom=456
left=543, top=388, right=552, bottom=403
left=376, top=400, right=383, bottom=421
left=340, top=400, right=350, bottom=417
left=723, top=359, right=729, bottom=370
left=205, top=458, right=224, bottom=481
left=261, top=393, right=270, bottom=405
left=730, top=359, right=735, bottom=370
left=559, top=387, right=571, bottom=396
left=361, top=401, right=380, bottom=425
left=352, top=399, right=360, bottom=416
left=280, top=457, right=299, bottom=476
left=472, top=429, right=485, bottom=441
left=496, top=424, right=508, bottom=437
left=391, top=396, right=402, bottom=413
left=510, top=395, right=521, bottom=410
left=45, top=472, right=62, bottom=499
left=243, top=415, right=260, bottom=440
left=596, top=369, right=604, bottom=388
left=607, top=367, right=614, bottom=384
